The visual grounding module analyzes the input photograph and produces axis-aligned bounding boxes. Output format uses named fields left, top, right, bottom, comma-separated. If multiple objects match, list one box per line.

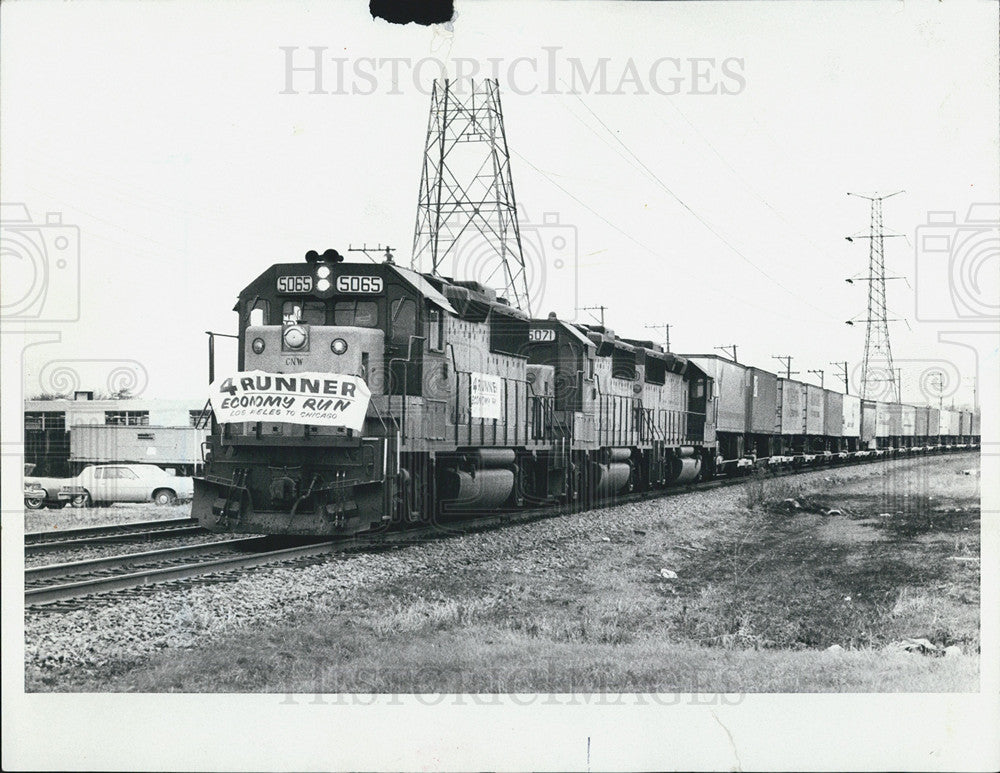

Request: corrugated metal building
left=24, top=394, right=207, bottom=475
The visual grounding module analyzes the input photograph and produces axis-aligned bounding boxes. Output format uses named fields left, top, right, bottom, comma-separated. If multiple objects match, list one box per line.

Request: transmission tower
left=412, top=79, right=531, bottom=314
left=846, top=191, right=905, bottom=402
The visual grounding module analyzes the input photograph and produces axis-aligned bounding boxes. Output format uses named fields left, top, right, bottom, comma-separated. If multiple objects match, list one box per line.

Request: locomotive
left=193, top=249, right=714, bottom=536
left=193, top=249, right=980, bottom=537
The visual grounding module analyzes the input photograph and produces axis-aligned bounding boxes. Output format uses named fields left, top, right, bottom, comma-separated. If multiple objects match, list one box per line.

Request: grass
left=28, top=453, right=981, bottom=693
left=111, top=628, right=978, bottom=695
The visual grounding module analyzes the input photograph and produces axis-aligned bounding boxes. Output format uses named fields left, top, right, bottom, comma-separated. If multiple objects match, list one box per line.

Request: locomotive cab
left=195, top=251, right=455, bottom=536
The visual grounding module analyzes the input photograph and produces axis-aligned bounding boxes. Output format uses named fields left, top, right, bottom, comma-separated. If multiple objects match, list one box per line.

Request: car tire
left=70, top=492, right=92, bottom=508
left=153, top=489, right=177, bottom=506
left=25, top=496, right=46, bottom=510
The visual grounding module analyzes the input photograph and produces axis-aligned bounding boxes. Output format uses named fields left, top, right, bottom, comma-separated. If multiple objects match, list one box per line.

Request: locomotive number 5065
left=336, top=275, right=383, bottom=293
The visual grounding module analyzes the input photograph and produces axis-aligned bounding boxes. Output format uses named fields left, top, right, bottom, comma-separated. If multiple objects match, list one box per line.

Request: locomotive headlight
left=283, top=325, right=308, bottom=349
left=316, top=278, right=331, bottom=292
left=251, top=337, right=266, bottom=354
left=331, top=338, right=348, bottom=355
left=316, top=265, right=331, bottom=279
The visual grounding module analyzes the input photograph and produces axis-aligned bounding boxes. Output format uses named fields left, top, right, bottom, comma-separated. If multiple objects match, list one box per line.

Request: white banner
left=470, top=372, right=502, bottom=420
left=209, top=371, right=371, bottom=432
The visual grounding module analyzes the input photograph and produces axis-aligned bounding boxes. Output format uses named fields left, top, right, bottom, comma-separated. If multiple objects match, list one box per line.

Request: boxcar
left=914, top=405, right=930, bottom=438
left=901, top=404, right=916, bottom=443
left=941, top=408, right=962, bottom=442
left=960, top=410, right=973, bottom=438
left=842, top=394, right=861, bottom=449
left=928, top=407, right=941, bottom=440
left=685, top=355, right=747, bottom=434
left=860, top=399, right=877, bottom=448
left=777, top=378, right=806, bottom=436
left=70, top=424, right=208, bottom=475
left=744, top=366, right=778, bottom=457
left=805, top=385, right=825, bottom=437
left=823, top=390, right=844, bottom=450
left=686, top=355, right=747, bottom=461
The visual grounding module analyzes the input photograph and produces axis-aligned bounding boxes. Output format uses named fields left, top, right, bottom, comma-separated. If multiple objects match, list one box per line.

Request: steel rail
left=25, top=540, right=339, bottom=606
left=25, top=536, right=271, bottom=583
left=25, top=517, right=198, bottom=544
left=25, top=521, right=207, bottom=555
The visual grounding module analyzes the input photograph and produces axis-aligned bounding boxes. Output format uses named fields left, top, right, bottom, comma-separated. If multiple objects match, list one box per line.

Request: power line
left=562, top=88, right=839, bottom=321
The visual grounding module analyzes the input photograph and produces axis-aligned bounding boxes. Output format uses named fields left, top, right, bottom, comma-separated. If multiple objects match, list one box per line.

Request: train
left=191, top=249, right=980, bottom=537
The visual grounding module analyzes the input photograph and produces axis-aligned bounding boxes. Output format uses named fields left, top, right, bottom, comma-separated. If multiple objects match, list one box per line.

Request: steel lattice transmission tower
left=412, top=79, right=531, bottom=314
left=846, top=191, right=906, bottom=402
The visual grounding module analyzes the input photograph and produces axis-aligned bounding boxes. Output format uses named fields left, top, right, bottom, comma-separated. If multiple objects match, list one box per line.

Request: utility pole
left=714, top=345, right=738, bottom=363
left=845, top=191, right=906, bottom=402
left=829, top=361, right=849, bottom=393
left=644, top=323, right=671, bottom=351
left=931, top=370, right=944, bottom=411
left=412, top=79, right=531, bottom=314
left=867, top=367, right=903, bottom=402
left=808, top=369, right=825, bottom=388
left=578, top=305, right=608, bottom=327
left=772, top=355, right=799, bottom=380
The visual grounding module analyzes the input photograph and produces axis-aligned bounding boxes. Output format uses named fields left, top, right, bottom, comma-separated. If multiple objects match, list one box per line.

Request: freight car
left=193, top=250, right=980, bottom=537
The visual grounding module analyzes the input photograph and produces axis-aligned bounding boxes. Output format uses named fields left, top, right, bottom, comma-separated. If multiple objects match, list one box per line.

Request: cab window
left=247, top=298, right=269, bottom=327
left=427, top=307, right=443, bottom=351
left=283, top=301, right=325, bottom=325
left=390, top=298, right=416, bottom=346
left=333, top=300, right=378, bottom=328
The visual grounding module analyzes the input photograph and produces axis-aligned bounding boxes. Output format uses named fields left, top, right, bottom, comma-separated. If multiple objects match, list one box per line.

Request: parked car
left=24, top=464, right=194, bottom=507
left=24, top=481, right=47, bottom=509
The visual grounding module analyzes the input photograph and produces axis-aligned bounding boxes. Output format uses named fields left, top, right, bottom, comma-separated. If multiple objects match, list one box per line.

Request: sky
left=2, top=0, right=997, bottom=408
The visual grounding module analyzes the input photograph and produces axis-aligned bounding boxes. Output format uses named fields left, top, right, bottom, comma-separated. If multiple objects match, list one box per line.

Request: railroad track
left=24, top=536, right=334, bottom=607
left=24, top=517, right=207, bottom=555
left=24, top=448, right=976, bottom=610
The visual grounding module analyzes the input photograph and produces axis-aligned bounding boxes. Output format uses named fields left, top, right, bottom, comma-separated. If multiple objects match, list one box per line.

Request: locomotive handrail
left=386, top=334, right=426, bottom=445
